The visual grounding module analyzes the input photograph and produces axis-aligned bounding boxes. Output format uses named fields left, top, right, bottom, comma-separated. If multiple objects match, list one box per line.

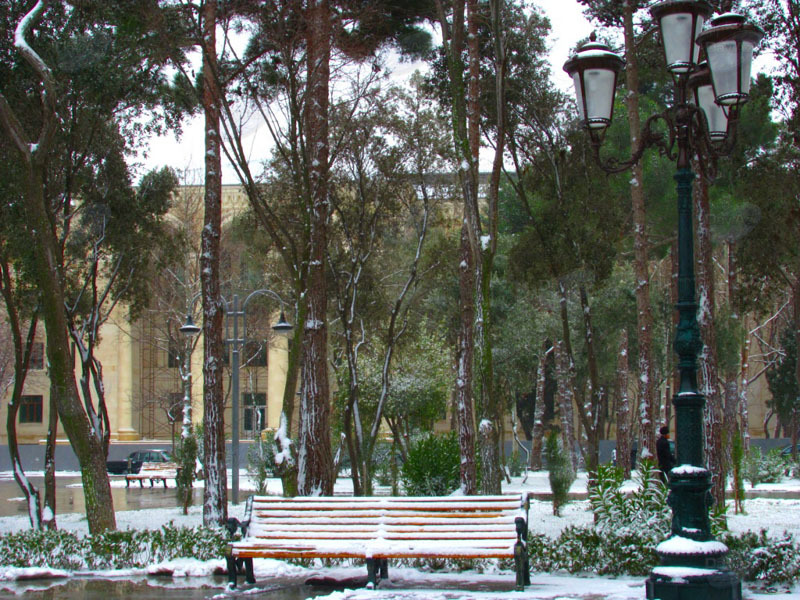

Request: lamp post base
left=646, top=568, right=741, bottom=600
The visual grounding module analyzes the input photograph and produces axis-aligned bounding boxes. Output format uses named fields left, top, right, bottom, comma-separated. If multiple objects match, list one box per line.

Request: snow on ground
left=0, top=470, right=799, bottom=598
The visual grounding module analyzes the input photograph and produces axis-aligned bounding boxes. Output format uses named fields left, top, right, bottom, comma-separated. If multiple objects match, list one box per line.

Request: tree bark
left=530, top=341, right=549, bottom=470
left=298, top=0, right=334, bottom=496
left=0, top=0, right=115, bottom=534
left=456, top=225, right=478, bottom=494
left=555, top=341, right=577, bottom=471
left=43, top=394, right=58, bottom=529
left=200, top=0, right=227, bottom=524
left=695, top=166, right=725, bottom=507
left=622, top=0, right=657, bottom=461
left=616, top=330, right=632, bottom=479
left=580, top=284, right=603, bottom=472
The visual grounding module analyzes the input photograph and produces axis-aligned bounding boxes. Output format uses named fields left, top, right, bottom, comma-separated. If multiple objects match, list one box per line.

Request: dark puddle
left=0, top=576, right=330, bottom=599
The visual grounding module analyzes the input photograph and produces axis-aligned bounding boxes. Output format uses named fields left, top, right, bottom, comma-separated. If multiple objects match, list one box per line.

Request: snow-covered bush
left=589, top=460, right=670, bottom=543
left=0, top=524, right=229, bottom=571
left=400, top=432, right=460, bottom=496
left=0, top=529, right=85, bottom=570
left=744, top=447, right=786, bottom=487
left=545, top=432, right=574, bottom=516
left=723, top=530, right=800, bottom=589
left=527, top=526, right=658, bottom=576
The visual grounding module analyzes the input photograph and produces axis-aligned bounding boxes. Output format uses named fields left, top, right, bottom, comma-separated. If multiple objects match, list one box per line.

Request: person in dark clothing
left=656, top=425, right=675, bottom=480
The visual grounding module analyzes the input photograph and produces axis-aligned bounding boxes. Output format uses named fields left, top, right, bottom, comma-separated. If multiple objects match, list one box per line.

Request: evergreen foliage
left=589, top=460, right=670, bottom=541
left=766, top=324, right=800, bottom=430
left=175, top=425, right=197, bottom=513
left=0, top=525, right=229, bottom=571
left=744, top=447, right=788, bottom=487
left=400, top=432, right=460, bottom=496
left=545, top=431, right=575, bottom=516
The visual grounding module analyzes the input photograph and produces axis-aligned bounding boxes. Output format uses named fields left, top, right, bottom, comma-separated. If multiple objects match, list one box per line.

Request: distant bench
left=125, top=462, right=179, bottom=488
left=225, top=494, right=530, bottom=590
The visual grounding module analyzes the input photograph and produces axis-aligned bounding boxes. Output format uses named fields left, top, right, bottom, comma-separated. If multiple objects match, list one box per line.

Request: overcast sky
left=132, top=3, right=588, bottom=184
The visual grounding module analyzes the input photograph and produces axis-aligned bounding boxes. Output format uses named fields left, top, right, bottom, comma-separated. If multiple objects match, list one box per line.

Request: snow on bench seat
left=125, top=462, right=178, bottom=488
left=225, top=494, right=530, bottom=590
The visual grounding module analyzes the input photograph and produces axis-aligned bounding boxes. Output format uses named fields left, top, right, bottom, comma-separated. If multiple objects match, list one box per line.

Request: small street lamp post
left=181, top=289, right=293, bottom=505
left=563, top=3, right=762, bottom=599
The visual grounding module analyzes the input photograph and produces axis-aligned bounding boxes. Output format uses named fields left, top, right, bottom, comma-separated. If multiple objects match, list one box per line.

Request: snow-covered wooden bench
left=125, top=462, right=179, bottom=488
left=225, top=494, right=530, bottom=590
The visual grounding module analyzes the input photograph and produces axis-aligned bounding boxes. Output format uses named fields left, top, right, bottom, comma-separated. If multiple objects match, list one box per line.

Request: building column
left=116, top=326, right=138, bottom=441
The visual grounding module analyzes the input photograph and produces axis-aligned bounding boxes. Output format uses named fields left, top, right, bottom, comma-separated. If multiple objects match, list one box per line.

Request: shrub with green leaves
left=175, top=425, right=198, bottom=512
left=744, top=447, right=786, bottom=487
left=722, top=530, right=800, bottom=589
left=545, top=431, right=575, bottom=516
left=400, top=432, right=460, bottom=496
left=0, top=524, right=229, bottom=571
left=589, top=460, right=670, bottom=543
left=527, top=526, right=800, bottom=586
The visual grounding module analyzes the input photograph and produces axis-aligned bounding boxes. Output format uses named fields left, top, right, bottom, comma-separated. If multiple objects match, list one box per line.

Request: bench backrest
left=139, top=461, right=178, bottom=472
left=245, top=494, right=528, bottom=542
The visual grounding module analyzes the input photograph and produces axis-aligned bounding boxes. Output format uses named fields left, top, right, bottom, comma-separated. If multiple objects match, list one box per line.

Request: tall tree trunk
left=695, top=167, right=725, bottom=507
left=0, top=0, right=115, bottom=534
left=557, top=281, right=582, bottom=469
left=616, top=330, right=632, bottom=479
left=530, top=341, right=549, bottom=470
left=667, top=239, right=680, bottom=428
left=793, top=278, right=800, bottom=460
left=474, top=0, right=507, bottom=495
left=1, top=266, right=42, bottom=529
left=580, top=284, right=603, bottom=472
left=436, top=0, right=479, bottom=495
left=42, top=393, right=58, bottom=529
left=298, top=0, right=334, bottom=496
left=456, top=225, right=477, bottom=494
left=555, top=341, right=577, bottom=471
left=27, top=166, right=116, bottom=533
left=727, top=240, right=750, bottom=450
left=622, top=0, right=657, bottom=461
left=200, top=0, right=227, bottom=524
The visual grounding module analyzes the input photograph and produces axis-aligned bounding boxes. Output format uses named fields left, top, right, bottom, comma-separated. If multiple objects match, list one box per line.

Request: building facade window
left=19, top=395, right=43, bottom=423
left=243, top=392, right=266, bottom=435
left=30, top=342, right=44, bottom=370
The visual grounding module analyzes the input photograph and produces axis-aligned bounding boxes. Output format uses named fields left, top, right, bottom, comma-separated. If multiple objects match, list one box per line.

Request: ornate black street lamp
left=181, top=289, right=293, bottom=504
left=564, top=3, right=762, bottom=599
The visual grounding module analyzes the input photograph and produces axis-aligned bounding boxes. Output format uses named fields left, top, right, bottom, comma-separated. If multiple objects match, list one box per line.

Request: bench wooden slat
left=248, top=531, right=517, bottom=540
left=227, top=493, right=530, bottom=590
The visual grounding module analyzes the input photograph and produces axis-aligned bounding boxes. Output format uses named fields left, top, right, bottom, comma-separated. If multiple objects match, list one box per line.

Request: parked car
left=106, top=449, right=172, bottom=474
left=780, top=444, right=799, bottom=458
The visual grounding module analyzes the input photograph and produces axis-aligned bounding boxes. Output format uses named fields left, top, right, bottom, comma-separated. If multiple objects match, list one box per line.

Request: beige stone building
left=1, top=185, right=292, bottom=444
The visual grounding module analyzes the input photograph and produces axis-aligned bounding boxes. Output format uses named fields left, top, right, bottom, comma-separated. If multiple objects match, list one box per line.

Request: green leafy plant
left=589, top=460, right=670, bottom=542
left=745, top=447, right=786, bottom=487
left=722, top=530, right=800, bottom=590
left=545, top=431, right=575, bottom=516
left=246, top=431, right=276, bottom=495
left=730, top=434, right=746, bottom=513
left=0, top=524, right=230, bottom=571
left=400, top=432, right=460, bottom=496
left=175, top=425, right=198, bottom=513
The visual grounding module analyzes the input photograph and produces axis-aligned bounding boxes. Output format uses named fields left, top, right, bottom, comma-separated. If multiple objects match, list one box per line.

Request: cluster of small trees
left=1, top=0, right=800, bottom=535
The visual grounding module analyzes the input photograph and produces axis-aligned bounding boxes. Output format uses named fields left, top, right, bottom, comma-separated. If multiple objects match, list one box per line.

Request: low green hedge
left=0, top=524, right=229, bottom=571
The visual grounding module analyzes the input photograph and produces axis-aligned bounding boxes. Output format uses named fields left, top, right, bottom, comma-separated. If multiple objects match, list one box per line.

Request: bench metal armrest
left=226, top=495, right=254, bottom=539
left=515, top=516, right=528, bottom=545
